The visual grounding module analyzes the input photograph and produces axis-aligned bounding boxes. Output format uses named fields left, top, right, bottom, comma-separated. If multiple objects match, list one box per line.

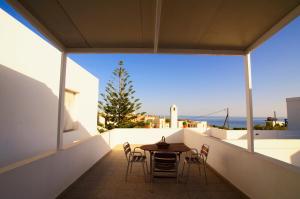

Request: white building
left=170, top=104, right=178, bottom=128
left=178, top=120, right=184, bottom=128
left=0, top=8, right=100, bottom=196
left=196, top=121, right=208, bottom=129
left=153, top=117, right=167, bottom=128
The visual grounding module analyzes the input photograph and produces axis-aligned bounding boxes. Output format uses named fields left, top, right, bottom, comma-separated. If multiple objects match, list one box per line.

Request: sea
left=177, top=116, right=285, bottom=129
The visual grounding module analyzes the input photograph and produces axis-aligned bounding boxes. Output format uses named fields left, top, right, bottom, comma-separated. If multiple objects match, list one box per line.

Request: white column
left=57, top=52, right=67, bottom=150
left=244, top=53, right=254, bottom=152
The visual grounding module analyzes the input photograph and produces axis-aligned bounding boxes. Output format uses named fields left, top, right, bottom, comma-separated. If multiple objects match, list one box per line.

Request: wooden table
left=140, top=143, right=191, bottom=179
left=140, top=143, right=190, bottom=153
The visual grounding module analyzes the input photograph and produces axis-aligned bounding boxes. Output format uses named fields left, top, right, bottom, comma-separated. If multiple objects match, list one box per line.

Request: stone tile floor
left=58, top=145, right=248, bottom=199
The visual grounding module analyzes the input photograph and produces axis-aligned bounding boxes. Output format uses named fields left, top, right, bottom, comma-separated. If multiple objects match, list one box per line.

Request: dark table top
left=140, top=143, right=190, bottom=153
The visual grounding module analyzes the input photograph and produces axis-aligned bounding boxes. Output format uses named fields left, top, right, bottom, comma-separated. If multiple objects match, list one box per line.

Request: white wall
left=0, top=8, right=102, bottom=199
left=0, top=9, right=61, bottom=167
left=0, top=128, right=183, bottom=198
left=2, top=6, right=300, bottom=199
left=2, top=125, right=300, bottom=199
left=0, top=8, right=99, bottom=167
left=108, top=128, right=184, bottom=148
left=207, top=128, right=300, bottom=140
left=63, top=59, right=99, bottom=145
left=287, top=97, right=300, bottom=131
left=0, top=135, right=111, bottom=199
left=253, top=130, right=300, bottom=139
left=184, top=128, right=300, bottom=199
left=224, top=139, right=300, bottom=167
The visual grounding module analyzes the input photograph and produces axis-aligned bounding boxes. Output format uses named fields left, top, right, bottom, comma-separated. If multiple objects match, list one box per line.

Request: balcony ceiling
left=8, top=0, right=300, bottom=54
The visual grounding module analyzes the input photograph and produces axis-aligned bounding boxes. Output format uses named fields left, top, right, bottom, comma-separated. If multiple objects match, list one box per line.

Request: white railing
left=1, top=128, right=300, bottom=199
left=0, top=134, right=111, bottom=199
left=184, top=128, right=300, bottom=199
left=108, top=128, right=184, bottom=147
left=206, top=127, right=300, bottom=140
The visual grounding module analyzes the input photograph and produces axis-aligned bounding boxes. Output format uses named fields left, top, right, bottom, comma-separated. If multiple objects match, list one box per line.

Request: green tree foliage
left=99, top=61, right=144, bottom=129
left=254, top=124, right=287, bottom=130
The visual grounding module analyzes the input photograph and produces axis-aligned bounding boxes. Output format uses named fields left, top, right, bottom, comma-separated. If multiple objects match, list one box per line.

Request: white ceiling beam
left=6, top=0, right=66, bottom=52
left=66, top=47, right=245, bottom=55
left=246, top=3, right=300, bottom=53
left=154, top=0, right=162, bottom=53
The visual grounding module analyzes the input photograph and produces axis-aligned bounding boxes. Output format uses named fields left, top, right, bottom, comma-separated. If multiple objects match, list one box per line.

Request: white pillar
left=57, top=52, right=67, bottom=150
left=244, top=53, right=254, bottom=152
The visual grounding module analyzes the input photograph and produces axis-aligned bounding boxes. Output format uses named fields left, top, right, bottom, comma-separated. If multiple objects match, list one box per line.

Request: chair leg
left=125, top=161, right=130, bottom=182
left=130, top=162, right=133, bottom=173
left=176, top=165, right=179, bottom=184
left=145, top=160, right=149, bottom=174
left=151, top=162, right=154, bottom=184
left=198, top=163, right=201, bottom=176
left=142, top=162, right=147, bottom=182
left=181, top=161, right=185, bottom=177
left=203, top=164, right=208, bottom=185
left=186, top=164, right=191, bottom=183
left=150, top=169, right=154, bottom=193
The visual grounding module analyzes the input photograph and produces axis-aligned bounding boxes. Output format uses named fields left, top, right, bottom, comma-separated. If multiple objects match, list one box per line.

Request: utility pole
left=223, top=108, right=230, bottom=129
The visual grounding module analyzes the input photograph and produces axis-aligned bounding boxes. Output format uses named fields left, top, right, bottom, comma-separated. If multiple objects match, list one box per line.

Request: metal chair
left=123, top=142, right=148, bottom=182
left=181, top=144, right=209, bottom=184
left=151, top=152, right=179, bottom=183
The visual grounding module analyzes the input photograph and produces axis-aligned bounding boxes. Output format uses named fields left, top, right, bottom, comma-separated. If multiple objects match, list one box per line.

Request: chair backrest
left=123, top=142, right=131, bottom=161
left=200, top=144, right=209, bottom=161
left=153, top=152, right=177, bottom=171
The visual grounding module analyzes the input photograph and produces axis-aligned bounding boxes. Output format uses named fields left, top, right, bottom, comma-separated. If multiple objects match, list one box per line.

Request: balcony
left=1, top=1, right=300, bottom=199
left=59, top=128, right=299, bottom=199
left=58, top=144, right=247, bottom=199
left=1, top=126, right=300, bottom=199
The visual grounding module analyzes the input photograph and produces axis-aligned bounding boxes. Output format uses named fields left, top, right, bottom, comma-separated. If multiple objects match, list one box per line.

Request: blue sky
left=1, top=1, right=299, bottom=117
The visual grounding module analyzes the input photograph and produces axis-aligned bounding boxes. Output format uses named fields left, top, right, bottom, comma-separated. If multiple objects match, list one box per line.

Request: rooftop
left=1, top=1, right=300, bottom=199
left=58, top=145, right=248, bottom=199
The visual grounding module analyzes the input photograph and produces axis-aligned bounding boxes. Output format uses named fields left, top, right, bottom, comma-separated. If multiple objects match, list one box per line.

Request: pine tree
left=99, top=61, right=144, bottom=129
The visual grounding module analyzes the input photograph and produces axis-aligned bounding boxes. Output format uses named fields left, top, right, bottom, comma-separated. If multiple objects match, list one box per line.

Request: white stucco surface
left=108, top=128, right=184, bottom=148
left=63, top=58, right=99, bottom=145
left=184, top=128, right=300, bottom=199
left=287, top=97, right=300, bottom=131
left=0, top=135, right=111, bottom=199
left=1, top=126, right=300, bottom=199
left=0, top=8, right=99, bottom=167
left=1, top=7, right=300, bottom=199
left=0, top=8, right=103, bottom=199
left=208, top=128, right=300, bottom=140
left=204, top=128, right=300, bottom=166
left=0, top=8, right=61, bottom=167
left=170, top=104, right=178, bottom=128
left=225, top=139, right=300, bottom=167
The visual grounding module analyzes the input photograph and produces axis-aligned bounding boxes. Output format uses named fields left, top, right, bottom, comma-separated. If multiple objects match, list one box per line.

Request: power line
left=198, top=108, right=228, bottom=117
left=198, top=108, right=230, bottom=129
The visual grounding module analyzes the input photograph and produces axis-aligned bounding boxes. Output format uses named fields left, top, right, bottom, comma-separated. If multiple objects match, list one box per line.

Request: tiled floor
left=58, top=145, right=248, bottom=199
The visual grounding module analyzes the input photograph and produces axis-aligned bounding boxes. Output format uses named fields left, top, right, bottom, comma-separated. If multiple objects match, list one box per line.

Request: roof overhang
left=6, top=0, right=300, bottom=55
